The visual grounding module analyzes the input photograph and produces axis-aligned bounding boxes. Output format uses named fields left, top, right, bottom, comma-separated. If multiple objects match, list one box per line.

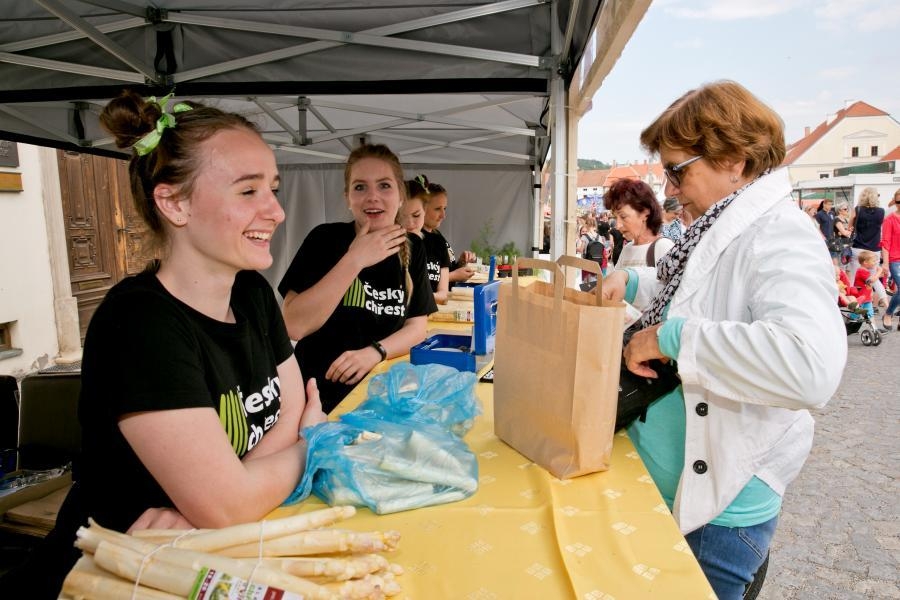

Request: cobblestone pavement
left=759, top=321, right=900, bottom=599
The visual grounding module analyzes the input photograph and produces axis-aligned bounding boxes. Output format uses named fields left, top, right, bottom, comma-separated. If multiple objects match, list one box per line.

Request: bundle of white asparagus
left=61, top=505, right=403, bottom=600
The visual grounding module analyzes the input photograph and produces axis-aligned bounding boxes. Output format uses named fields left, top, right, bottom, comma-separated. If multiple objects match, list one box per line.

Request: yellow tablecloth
left=270, top=329, right=714, bottom=599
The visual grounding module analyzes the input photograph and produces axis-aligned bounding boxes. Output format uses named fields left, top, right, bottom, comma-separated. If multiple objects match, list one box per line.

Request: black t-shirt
left=40, top=270, right=292, bottom=592
left=852, top=206, right=885, bottom=251
left=421, top=229, right=452, bottom=291
left=434, top=229, right=464, bottom=271
left=278, top=222, right=437, bottom=412
left=815, top=209, right=835, bottom=240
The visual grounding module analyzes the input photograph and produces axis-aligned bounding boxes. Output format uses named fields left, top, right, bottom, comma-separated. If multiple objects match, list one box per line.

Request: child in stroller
left=836, top=265, right=882, bottom=346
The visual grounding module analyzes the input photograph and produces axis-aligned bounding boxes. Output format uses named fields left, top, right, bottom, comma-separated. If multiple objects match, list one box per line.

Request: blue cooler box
left=411, top=281, right=500, bottom=372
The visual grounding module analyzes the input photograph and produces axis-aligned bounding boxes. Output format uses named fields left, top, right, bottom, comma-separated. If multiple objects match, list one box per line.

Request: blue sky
left=577, top=0, right=900, bottom=163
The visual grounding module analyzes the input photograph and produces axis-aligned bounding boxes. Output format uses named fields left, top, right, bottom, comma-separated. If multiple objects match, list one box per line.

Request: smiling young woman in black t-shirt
left=2, top=91, right=327, bottom=598
left=279, top=145, right=437, bottom=413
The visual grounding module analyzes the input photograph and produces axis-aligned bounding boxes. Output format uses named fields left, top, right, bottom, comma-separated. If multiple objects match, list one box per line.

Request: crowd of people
left=803, top=186, right=899, bottom=332
left=5, top=80, right=884, bottom=600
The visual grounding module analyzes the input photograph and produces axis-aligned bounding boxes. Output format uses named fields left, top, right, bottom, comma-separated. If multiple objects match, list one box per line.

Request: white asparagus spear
left=218, top=528, right=400, bottom=558
left=77, top=521, right=338, bottom=600
left=129, top=506, right=356, bottom=551
left=132, top=528, right=210, bottom=540
left=62, top=569, right=183, bottom=600
left=92, top=539, right=201, bottom=596
left=256, top=554, right=389, bottom=580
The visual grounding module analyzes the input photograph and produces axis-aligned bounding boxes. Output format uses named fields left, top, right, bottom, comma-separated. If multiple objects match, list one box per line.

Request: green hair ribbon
left=133, top=92, right=193, bottom=156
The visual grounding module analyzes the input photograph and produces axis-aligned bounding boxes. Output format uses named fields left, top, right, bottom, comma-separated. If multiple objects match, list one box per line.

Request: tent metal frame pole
left=306, top=104, right=354, bottom=152
left=311, top=100, right=536, bottom=139
left=264, top=140, right=345, bottom=161
left=0, top=17, right=144, bottom=53
left=34, top=0, right=159, bottom=83
left=549, top=1, right=567, bottom=261
left=252, top=97, right=303, bottom=145
left=167, top=13, right=545, bottom=71
left=77, top=0, right=146, bottom=18
left=559, top=0, right=582, bottom=68
left=377, top=131, right=532, bottom=162
left=532, top=159, right=542, bottom=257
left=0, top=105, right=80, bottom=145
left=311, top=119, right=415, bottom=145
left=166, top=0, right=546, bottom=81
left=0, top=52, right=143, bottom=83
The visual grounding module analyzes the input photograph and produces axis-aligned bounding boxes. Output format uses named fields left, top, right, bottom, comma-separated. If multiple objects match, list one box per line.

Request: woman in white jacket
left=603, top=80, right=846, bottom=599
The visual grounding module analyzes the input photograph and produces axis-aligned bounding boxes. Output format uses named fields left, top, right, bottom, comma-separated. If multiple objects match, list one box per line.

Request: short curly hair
left=603, top=178, right=662, bottom=235
left=640, top=80, right=785, bottom=178
left=857, top=187, right=880, bottom=209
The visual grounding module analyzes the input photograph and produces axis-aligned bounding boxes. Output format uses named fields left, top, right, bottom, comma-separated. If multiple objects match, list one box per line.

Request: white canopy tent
left=0, top=0, right=650, bottom=277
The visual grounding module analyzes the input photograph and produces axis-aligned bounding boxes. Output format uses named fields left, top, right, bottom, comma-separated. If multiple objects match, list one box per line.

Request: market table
left=269, top=314, right=715, bottom=599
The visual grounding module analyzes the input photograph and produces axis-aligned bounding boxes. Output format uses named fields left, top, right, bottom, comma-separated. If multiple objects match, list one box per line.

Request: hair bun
left=99, top=90, right=162, bottom=150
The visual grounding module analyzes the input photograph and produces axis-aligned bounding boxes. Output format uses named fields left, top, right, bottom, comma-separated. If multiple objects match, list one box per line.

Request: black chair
left=0, top=375, right=17, bottom=451
left=17, top=371, right=82, bottom=471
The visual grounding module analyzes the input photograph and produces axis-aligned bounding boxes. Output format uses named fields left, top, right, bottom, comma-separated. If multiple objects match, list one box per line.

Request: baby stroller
left=841, top=305, right=882, bottom=346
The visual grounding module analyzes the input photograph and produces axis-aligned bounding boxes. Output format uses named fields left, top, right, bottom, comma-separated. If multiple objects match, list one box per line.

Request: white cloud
left=818, top=66, right=856, bottom=80
left=673, top=37, right=704, bottom=49
left=663, top=0, right=807, bottom=21
left=815, top=0, right=900, bottom=32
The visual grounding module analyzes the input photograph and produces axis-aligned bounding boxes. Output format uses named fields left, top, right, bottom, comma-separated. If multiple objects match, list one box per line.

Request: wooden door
left=57, top=151, right=156, bottom=340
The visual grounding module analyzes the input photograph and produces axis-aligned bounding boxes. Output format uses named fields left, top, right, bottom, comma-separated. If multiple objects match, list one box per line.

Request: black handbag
left=826, top=236, right=844, bottom=253
left=616, top=322, right=682, bottom=430
left=616, top=359, right=681, bottom=430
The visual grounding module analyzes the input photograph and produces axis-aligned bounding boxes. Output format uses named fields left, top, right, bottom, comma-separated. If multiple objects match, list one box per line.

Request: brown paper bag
left=493, top=256, right=624, bottom=479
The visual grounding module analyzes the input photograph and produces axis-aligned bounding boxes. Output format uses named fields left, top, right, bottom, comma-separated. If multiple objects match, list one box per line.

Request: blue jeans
left=887, top=261, right=900, bottom=318
left=685, top=515, right=778, bottom=600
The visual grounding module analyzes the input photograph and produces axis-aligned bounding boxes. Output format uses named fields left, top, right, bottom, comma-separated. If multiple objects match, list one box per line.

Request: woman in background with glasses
left=602, top=80, right=846, bottom=599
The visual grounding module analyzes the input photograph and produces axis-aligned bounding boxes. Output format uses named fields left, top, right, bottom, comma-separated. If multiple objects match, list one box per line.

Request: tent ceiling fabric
left=0, top=0, right=602, bottom=166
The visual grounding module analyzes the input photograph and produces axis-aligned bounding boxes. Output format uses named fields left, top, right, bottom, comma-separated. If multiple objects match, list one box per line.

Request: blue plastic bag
left=285, top=417, right=478, bottom=514
left=355, top=362, right=480, bottom=436
left=283, top=363, right=481, bottom=514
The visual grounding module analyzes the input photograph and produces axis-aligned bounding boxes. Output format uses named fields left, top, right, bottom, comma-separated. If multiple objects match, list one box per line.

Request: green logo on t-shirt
left=219, top=389, right=248, bottom=455
left=342, top=278, right=366, bottom=309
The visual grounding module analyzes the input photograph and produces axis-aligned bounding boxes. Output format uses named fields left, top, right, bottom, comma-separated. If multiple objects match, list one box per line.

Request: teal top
left=622, top=270, right=781, bottom=527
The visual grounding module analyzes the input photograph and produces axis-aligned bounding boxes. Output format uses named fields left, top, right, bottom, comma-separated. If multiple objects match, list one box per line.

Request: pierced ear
left=154, top=184, right=189, bottom=227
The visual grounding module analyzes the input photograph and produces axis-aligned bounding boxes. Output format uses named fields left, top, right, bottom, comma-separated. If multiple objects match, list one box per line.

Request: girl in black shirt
left=3, top=91, right=326, bottom=598
left=279, top=145, right=436, bottom=413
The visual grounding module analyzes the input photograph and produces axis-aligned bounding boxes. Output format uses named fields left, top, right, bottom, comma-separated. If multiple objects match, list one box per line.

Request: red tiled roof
left=604, top=164, right=642, bottom=186
left=575, top=163, right=664, bottom=188
left=881, top=145, right=900, bottom=161
left=577, top=169, right=609, bottom=187
left=783, top=101, right=890, bottom=165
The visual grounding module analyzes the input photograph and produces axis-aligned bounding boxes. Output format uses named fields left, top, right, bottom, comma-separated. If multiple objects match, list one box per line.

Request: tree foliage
left=577, top=158, right=611, bottom=170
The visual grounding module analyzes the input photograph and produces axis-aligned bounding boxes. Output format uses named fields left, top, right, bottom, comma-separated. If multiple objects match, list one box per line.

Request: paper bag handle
left=555, top=255, right=603, bottom=305
left=510, top=257, right=565, bottom=307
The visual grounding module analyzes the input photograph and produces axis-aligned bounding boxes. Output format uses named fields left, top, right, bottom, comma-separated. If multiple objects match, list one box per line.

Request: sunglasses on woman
left=664, top=155, right=702, bottom=188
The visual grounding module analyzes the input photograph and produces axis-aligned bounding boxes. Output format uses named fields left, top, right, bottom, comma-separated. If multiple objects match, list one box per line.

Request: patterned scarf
left=637, top=175, right=763, bottom=330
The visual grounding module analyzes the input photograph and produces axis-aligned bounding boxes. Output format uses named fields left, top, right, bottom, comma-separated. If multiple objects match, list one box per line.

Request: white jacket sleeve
left=675, top=211, right=846, bottom=411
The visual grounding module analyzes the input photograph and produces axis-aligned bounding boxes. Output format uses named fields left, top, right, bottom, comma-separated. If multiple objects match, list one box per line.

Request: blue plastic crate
left=473, top=281, right=499, bottom=355
left=410, top=334, right=476, bottom=372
